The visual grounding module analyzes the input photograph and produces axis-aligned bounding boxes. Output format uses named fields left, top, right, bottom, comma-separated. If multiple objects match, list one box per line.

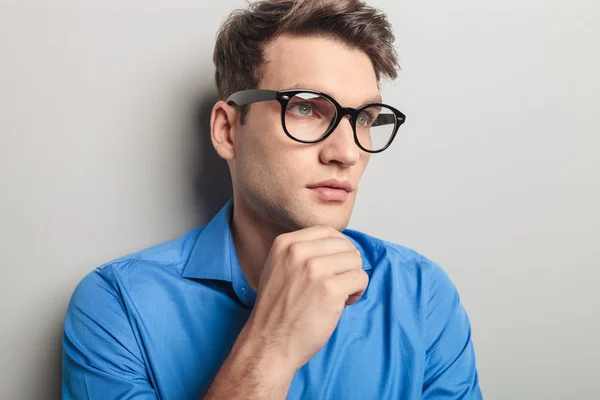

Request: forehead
left=260, top=34, right=381, bottom=106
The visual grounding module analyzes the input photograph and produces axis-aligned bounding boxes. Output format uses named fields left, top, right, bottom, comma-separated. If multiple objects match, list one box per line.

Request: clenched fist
left=243, top=225, right=369, bottom=370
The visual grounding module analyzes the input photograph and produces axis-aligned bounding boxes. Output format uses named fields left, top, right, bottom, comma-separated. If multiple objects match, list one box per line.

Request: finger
left=328, top=269, right=369, bottom=303
left=305, top=250, right=363, bottom=278
left=275, top=225, right=345, bottom=248
left=290, top=237, right=358, bottom=261
left=345, top=293, right=362, bottom=307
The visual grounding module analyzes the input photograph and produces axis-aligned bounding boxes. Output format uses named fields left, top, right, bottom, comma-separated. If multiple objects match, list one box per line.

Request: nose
left=318, top=115, right=360, bottom=167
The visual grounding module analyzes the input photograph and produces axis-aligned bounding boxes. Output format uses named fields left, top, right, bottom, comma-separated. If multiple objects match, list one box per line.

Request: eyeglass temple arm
left=226, top=90, right=278, bottom=106
left=373, top=113, right=404, bottom=127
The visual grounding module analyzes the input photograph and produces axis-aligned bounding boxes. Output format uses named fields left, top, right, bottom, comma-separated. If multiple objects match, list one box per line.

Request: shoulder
left=67, top=227, right=204, bottom=310
left=96, top=227, right=204, bottom=282
left=344, top=228, right=446, bottom=276
left=343, top=228, right=455, bottom=299
left=102, top=227, right=204, bottom=269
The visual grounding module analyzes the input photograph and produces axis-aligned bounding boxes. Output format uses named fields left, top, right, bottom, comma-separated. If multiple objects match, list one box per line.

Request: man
left=63, top=0, right=482, bottom=399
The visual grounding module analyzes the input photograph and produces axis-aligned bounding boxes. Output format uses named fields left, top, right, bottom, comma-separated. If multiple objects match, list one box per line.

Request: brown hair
left=213, top=0, right=400, bottom=122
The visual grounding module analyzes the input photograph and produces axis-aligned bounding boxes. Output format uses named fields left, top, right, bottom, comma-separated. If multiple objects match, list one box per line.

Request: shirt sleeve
left=422, top=259, right=483, bottom=399
left=62, top=268, right=158, bottom=400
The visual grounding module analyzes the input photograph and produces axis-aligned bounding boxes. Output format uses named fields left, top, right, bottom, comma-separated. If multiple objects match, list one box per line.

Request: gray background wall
left=1, top=0, right=598, bottom=399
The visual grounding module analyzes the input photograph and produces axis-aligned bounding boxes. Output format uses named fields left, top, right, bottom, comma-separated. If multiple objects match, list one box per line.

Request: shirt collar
left=181, top=198, right=235, bottom=282
left=181, top=198, right=373, bottom=286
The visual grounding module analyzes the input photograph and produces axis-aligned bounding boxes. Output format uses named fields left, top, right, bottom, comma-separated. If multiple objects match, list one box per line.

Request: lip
left=307, top=179, right=353, bottom=202
left=307, top=179, right=354, bottom=192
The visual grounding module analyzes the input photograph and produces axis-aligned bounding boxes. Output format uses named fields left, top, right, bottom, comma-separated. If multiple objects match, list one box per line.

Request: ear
left=210, top=100, right=239, bottom=160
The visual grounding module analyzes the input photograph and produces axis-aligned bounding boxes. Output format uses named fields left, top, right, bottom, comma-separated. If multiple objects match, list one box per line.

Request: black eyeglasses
left=227, top=89, right=406, bottom=153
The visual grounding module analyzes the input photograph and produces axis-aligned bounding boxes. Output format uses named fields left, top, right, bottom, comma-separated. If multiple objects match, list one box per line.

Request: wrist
left=233, top=320, right=298, bottom=382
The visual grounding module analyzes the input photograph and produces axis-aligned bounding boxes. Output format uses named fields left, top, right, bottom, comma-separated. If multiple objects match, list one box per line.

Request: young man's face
left=232, top=34, right=380, bottom=232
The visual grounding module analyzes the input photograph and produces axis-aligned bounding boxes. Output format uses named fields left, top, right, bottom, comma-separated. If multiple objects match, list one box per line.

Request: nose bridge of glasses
left=327, top=107, right=358, bottom=133
left=326, top=107, right=358, bottom=140
left=339, top=107, right=359, bottom=121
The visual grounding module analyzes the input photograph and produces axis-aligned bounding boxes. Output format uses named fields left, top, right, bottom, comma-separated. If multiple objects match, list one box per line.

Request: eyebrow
left=286, top=83, right=383, bottom=105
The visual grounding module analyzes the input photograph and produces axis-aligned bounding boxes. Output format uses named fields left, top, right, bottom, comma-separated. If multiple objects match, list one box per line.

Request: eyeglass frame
left=226, top=89, right=406, bottom=154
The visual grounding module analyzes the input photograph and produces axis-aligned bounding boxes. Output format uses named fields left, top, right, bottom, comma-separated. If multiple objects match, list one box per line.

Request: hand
left=242, top=225, right=369, bottom=371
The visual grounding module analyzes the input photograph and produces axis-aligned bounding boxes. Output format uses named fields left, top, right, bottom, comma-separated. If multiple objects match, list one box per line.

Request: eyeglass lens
left=283, top=92, right=396, bottom=151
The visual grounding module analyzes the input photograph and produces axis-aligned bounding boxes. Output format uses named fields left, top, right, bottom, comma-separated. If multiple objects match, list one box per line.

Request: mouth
left=306, top=179, right=353, bottom=202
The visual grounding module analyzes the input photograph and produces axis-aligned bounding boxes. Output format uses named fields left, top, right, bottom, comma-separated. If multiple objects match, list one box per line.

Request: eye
left=357, top=112, right=371, bottom=126
left=290, top=102, right=314, bottom=116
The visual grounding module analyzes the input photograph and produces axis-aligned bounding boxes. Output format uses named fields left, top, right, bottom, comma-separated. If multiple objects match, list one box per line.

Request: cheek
left=235, top=121, right=289, bottom=188
left=246, top=113, right=313, bottom=170
left=243, top=107, right=287, bottom=151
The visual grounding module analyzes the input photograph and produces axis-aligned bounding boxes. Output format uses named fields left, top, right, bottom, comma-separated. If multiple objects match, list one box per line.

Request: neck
left=230, top=195, right=281, bottom=291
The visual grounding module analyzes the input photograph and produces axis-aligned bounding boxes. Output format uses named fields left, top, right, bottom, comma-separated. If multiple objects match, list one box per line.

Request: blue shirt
left=63, top=199, right=482, bottom=399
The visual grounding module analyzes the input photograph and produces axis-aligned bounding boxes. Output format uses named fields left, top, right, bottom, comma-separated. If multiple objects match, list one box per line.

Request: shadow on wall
left=192, top=92, right=233, bottom=223
left=37, top=315, right=64, bottom=400
left=42, top=92, right=231, bottom=400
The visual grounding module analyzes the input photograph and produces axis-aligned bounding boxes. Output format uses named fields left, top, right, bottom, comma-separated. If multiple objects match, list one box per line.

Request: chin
left=306, top=198, right=355, bottom=230
left=296, top=207, right=352, bottom=232
left=247, top=189, right=355, bottom=233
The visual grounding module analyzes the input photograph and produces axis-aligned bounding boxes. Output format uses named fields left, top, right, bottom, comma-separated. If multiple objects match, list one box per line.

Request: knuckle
left=305, top=259, right=320, bottom=281
left=347, top=242, right=360, bottom=254
left=287, top=242, right=303, bottom=261
left=320, top=279, right=336, bottom=297
left=357, top=271, right=369, bottom=289
left=348, top=250, right=362, bottom=268
left=360, top=270, right=369, bottom=285
left=272, top=234, right=287, bottom=251
left=356, top=253, right=364, bottom=267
